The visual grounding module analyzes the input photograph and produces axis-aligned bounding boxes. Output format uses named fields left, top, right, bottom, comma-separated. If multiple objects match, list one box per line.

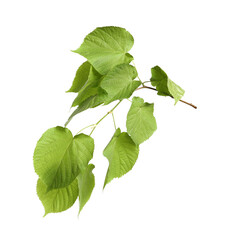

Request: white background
left=0, top=0, right=226, bottom=239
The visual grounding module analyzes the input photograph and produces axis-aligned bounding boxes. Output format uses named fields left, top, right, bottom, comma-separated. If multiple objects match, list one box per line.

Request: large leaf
left=101, top=64, right=140, bottom=104
left=33, top=127, right=94, bottom=190
left=103, top=128, right=139, bottom=188
left=66, top=61, right=91, bottom=93
left=71, top=66, right=105, bottom=107
left=73, top=26, right=134, bottom=75
left=126, top=97, right=157, bottom=145
left=77, top=164, right=95, bottom=213
left=36, top=178, right=78, bottom=216
left=150, top=66, right=185, bottom=104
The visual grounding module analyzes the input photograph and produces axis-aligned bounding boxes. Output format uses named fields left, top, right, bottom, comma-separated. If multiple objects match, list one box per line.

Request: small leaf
left=33, top=127, right=94, bottom=191
left=103, top=128, right=139, bottom=188
left=150, top=66, right=185, bottom=104
left=73, top=26, right=134, bottom=75
left=71, top=66, right=105, bottom=107
left=126, top=97, right=157, bottom=145
left=101, top=64, right=140, bottom=104
left=65, top=89, right=107, bottom=126
left=77, top=164, right=95, bottom=213
left=36, top=178, right=78, bottom=216
left=66, top=61, right=91, bottom=93
left=74, top=134, right=94, bottom=171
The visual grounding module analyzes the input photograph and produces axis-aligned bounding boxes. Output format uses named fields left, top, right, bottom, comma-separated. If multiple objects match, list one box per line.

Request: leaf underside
left=150, top=66, right=185, bottom=104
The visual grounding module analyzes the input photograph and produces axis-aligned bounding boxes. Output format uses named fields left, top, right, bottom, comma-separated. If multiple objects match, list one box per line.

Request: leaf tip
left=43, top=211, right=48, bottom=217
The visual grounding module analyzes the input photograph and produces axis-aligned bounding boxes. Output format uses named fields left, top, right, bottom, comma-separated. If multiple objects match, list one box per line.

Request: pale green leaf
left=66, top=61, right=91, bottom=93
left=33, top=127, right=79, bottom=190
left=71, top=66, right=105, bottom=107
left=126, top=97, right=157, bottom=145
left=77, top=164, right=95, bottom=213
left=150, top=66, right=185, bottom=104
left=73, top=26, right=134, bottom=75
left=33, top=127, right=94, bottom=191
left=65, top=89, right=107, bottom=126
left=73, top=134, right=94, bottom=171
left=103, top=128, right=139, bottom=188
left=36, top=178, right=78, bottom=216
left=101, top=64, right=140, bottom=104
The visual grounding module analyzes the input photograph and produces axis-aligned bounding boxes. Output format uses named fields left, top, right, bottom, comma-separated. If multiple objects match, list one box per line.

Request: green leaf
left=150, top=66, right=185, bottom=104
left=71, top=66, right=105, bottom=107
left=65, top=89, right=107, bottom=126
left=126, top=97, right=157, bottom=145
left=77, top=164, right=95, bottom=213
left=66, top=61, right=91, bottom=93
left=73, top=134, right=94, bottom=171
left=33, top=127, right=94, bottom=191
left=33, top=127, right=79, bottom=190
left=36, top=178, right=78, bottom=216
left=73, top=26, right=134, bottom=75
left=103, top=128, right=139, bottom=188
left=101, top=64, right=140, bottom=104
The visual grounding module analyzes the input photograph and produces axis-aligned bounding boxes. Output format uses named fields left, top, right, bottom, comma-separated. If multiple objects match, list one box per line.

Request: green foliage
left=71, top=66, right=105, bottom=107
left=101, top=64, right=140, bottom=104
left=150, top=66, right=185, bottom=104
left=34, top=26, right=195, bottom=217
left=73, top=134, right=94, bottom=171
left=67, top=61, right=91, bottom=93
left=126, top=97, right=157, bottom=145
left=33, top=127, right=80, bottom=190
left=77, top=164, right=95, bottom=213
left=37, top=178, right=79, bottom=216
left=73, top=26, right=134, bottom=75
left=103, top=128, right=139, bottom=188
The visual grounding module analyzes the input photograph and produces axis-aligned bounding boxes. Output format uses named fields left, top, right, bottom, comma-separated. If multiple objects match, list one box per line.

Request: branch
left=136, top=85, right=197, bottom=109
left=89, top=100, right=121, bottom=136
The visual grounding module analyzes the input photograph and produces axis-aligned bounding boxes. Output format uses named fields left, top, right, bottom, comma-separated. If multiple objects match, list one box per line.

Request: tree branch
left=136, top=85, right=197, bottom=109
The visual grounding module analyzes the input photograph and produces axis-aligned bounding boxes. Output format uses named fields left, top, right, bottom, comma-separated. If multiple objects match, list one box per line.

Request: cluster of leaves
left=33, top=26, right=187, bottom=216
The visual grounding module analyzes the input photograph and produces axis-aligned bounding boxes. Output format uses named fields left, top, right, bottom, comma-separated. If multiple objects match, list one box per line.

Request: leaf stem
left=142, top=81, right=151, bottom=84
left=126, top=98, right=132, bottom=102
left=136, top=85, right=197, bottom=109
left=76, top=124, right=95, bottom=135
left=89, top=100, right=121, bottom=136
left=111, top=112, right=117, bottom=130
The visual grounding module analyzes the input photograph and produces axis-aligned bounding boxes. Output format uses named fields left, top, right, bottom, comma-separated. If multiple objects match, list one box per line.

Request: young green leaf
left=77, top=164, right=95, bottom=214
left=103, top=128, right=139, bottom=188
left=73, top=26, right=134, bottom=75
left=74, top=134, right=94, bottom=171
left=101, top=64, right=140, bottom=104
left=150, top=66, right=185, bottom=104
left=36, top=178, right=78, bottom=216
left=65, top=91, right=107, bottom=126
left=66, top=61, right=91, bottom=93
left=33, top=127, right=94, bottom=191
left=126, top=97, right=157, bottom=145
left=71, top=66, right=105, bottom=107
